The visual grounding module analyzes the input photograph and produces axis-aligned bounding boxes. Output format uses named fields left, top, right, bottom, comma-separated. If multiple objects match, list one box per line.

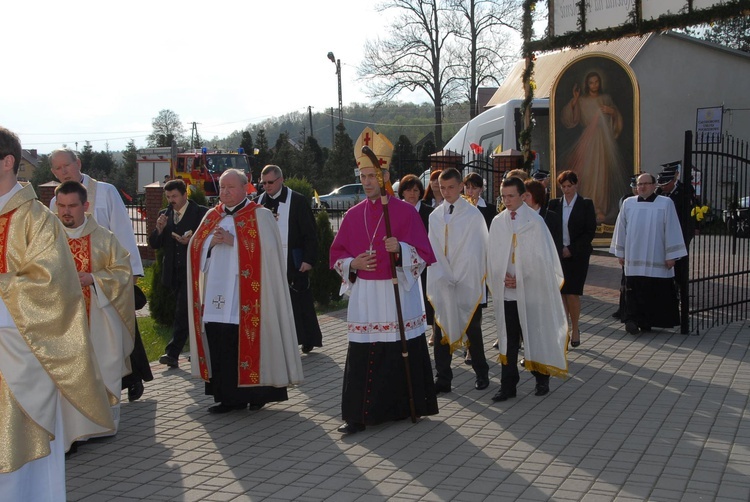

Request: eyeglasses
left=260, top=178, right=279, bottom=186
left=637, top=182, right=654, bottom=186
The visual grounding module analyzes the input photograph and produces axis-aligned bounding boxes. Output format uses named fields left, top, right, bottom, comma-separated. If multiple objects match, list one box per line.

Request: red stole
left=67, top=235, right=93, bottom=318
left=189, top=202, right=263, bottom=385
left=0, top=208, right=16, bottom=273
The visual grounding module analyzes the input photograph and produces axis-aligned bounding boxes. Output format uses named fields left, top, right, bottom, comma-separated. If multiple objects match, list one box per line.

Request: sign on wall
left=696, top=106, right=724, bottom=142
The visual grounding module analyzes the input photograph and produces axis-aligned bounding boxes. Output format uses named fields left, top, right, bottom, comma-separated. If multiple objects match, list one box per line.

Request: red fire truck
left=137, top=146, right=256, bottom=202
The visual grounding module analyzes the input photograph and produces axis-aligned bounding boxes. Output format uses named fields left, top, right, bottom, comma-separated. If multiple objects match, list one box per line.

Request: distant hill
left=211, top=101, right=473, bottom=151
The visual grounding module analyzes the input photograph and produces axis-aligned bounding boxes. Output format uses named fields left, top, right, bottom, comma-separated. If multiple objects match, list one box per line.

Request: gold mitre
left=354, top=126, right=393, bottom=171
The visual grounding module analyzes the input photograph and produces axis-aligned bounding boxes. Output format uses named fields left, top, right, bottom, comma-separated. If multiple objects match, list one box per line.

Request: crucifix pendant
left=366, top=245, right=375, bottom=256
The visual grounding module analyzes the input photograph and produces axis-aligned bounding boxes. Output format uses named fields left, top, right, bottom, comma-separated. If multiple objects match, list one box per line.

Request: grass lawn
left=137, top=316, right=173, bottom=363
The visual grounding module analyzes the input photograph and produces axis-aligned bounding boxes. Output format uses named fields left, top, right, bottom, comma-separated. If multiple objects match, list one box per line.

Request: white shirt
left=561, top=193, right=578, bottom=247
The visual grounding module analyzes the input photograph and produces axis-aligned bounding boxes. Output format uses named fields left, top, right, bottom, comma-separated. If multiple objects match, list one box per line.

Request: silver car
left=316, top=183, right=364, bottom=209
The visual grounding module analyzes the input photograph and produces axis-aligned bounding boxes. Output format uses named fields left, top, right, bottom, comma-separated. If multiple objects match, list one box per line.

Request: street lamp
left=327, top=51, right=343, bottom=128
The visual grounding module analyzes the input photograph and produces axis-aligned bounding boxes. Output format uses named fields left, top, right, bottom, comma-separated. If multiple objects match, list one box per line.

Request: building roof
left=486, top=31, right=750, bottom=109
left=21, top=149, right=39, bottom=168
left=487, top=33, right=653, bottom=108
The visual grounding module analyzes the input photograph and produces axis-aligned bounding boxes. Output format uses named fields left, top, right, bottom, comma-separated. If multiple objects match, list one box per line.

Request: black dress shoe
left=612, top=310, right=622, bottom=319
left=337, top=422, right=366, bottom=434
left=475, top=378, right=489, bottom=390
left=625, top=321, right=640, bottom=335
left=535, top=384, right=550, bottom=396
left=208, top=403, right=246, bottom=414
left=434, top=380, right=451, bottom=394
left=301, top=345, right=314, bottom=354
left=491, top=388, right=517, bottom=402
left=158, top=354, right=179, bottom=368
left=248, top=403, right=264, bottom=411
left=127, top=381, right=144, bottom=402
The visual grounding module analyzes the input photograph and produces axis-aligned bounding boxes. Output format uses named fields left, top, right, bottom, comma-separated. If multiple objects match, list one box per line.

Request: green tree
left=310, top=210, right=342, bottom=306
left=285, top=177, right=314, bottom=201
left=271, top=132, right=301, bottom=177
left=112, top=140, right=138, bottom=196
left=79, top=142, right=94, bottom=172
left=321, top=123, right=355, bottom=192
left=392, top=134, right=416, bottom=179
left=254, top=129, right=272, bottom=169
left=240, top=131, right=254, bottom=154
left=90, top=151, right=115, bottom=181
left=147, top=109, right=186, bottom=147
left=30, top=154, right=55, bottom=190
left=299, top=136, right=325, bottom=187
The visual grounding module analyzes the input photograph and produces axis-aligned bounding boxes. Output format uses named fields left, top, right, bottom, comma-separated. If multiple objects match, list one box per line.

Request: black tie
left=449, top=204, right=454, bottom=214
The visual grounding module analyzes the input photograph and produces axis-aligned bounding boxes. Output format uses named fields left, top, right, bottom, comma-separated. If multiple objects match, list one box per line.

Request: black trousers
left=434, top=308, right=488, bottom=385
left=501, top=301, right=548, bottom=390
left=204, top=322, right=288, bottom=406
left=165, top=276, right=189, bottom=359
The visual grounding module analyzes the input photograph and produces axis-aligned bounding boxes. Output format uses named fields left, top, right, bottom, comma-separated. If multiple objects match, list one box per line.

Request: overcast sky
left=6, top=0, right=420, bottom=153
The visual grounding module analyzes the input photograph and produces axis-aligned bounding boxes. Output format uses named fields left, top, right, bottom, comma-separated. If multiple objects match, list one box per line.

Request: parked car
left=315, top=183, right=364, bottom=209
left=724, top=196, right=750, bottom=237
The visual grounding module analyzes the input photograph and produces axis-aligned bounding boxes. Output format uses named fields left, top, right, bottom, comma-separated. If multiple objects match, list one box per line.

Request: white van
left=443, top=98, right=550, bottom=174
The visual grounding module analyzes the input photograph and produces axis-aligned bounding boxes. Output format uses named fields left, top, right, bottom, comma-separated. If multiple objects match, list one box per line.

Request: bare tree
left=147, top=109, right=186, bottom=147
left=358, top=0, right=461, bottom=147
left=448, top=0, right=523, bottom=118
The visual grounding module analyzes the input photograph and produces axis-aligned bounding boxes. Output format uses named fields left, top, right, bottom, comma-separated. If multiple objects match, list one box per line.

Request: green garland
left=519, top=0, right=749, bottom=172
left=528, top=0, right=750, bottom=53
left=519, top=0, right=537, bottom=172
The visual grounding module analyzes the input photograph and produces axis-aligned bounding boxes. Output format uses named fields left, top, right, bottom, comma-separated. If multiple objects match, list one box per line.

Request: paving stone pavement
left=67, top=253, right=750, bottom=501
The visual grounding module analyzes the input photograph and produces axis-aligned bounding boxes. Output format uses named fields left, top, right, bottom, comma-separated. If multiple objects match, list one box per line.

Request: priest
left=187, top=168, right=303, bottom=414
left=49, top=147, right=152, bottom=402
left=0, top=126, right=114, bottom=500
left=610, top=173, right=687, bottom=334
left=330, top=127, right=438, bottom=435
left=55, top=180, right=135, bottom=434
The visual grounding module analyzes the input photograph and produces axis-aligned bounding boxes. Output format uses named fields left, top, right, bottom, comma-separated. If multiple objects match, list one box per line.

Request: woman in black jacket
left=547, top=170, right=597, bottom=347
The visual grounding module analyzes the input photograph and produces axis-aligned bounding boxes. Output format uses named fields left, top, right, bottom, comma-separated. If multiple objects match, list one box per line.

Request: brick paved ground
left=67, top=253, right=750, bottom=501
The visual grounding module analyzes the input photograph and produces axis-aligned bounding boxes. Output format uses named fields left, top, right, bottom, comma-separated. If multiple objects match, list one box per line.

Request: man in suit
left=149, top=179, right=208, bottom=368
left=257, top=165, right=322, bottom=353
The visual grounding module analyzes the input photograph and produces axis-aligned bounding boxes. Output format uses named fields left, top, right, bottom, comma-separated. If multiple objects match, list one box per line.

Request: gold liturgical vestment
left=0, top=184, right=115, bottom=473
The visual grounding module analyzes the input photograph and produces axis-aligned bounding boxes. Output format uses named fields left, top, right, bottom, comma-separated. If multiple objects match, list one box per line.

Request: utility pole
left=190, top=122, right=201, bottom=150
left=327, top=52, right=343, bottom=127
left=308, top=106, right=314, bottom=139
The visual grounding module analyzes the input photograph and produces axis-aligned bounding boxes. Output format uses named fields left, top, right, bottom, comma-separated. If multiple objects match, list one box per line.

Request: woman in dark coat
left=422, top=169, right=444, bottom=208
left=399, top=174, right=435, bottom=339
left=547, top=170, right=597, bottom=347
left=463, top=172, right=497, bottom=229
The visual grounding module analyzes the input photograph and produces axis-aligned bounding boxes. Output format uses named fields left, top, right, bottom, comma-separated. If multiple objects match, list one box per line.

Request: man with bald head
left=610, top=173, right=687, bottom=335
left=187, top=169, right=303, bottom=414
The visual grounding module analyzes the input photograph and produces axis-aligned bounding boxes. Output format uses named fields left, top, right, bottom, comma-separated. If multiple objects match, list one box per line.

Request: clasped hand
left=211, top=227, right=234, bottom=247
